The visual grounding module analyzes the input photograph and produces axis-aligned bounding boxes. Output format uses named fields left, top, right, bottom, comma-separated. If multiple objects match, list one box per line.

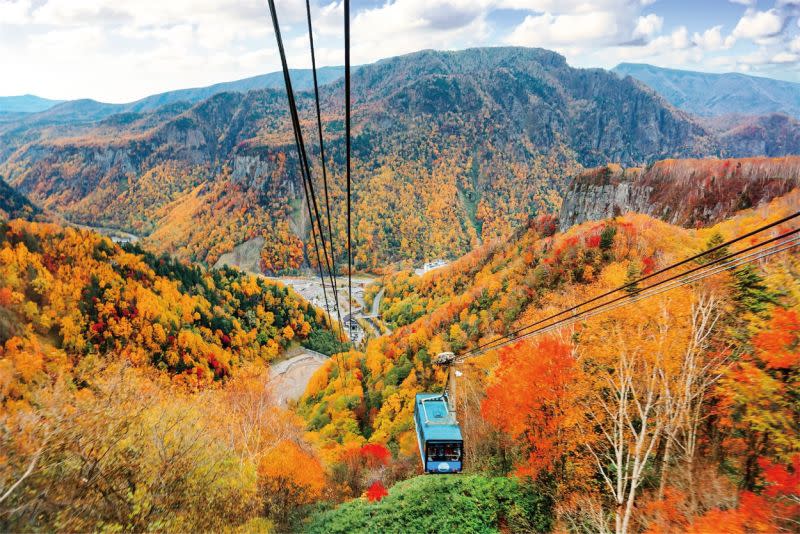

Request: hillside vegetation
left=0, top=219, right=347, bottom=531
left=306, top=475, right=553, bottom=533
left=0, top=177, right=39, bottom=221
left=300, top=189, right=800, bottom=532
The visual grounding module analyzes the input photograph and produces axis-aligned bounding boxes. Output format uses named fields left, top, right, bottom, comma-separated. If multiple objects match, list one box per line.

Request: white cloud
left=349, top=0, right=491, bottom=65
left=669, top=26, right=691, bottom=49
left=692, top=25, right=735, bottom=50
left=732, top=8, right=785, bottom=40
left=578, top=25, right=701, bottom=71
left=1, top=0, right=799, bottom=101
left=506, top=11, right=620, bottom=47
left=0, top=0, right=32, bottom=24
left=633, top=13, right=663, bottom=39
left=772, top=51, right=799, bottom=63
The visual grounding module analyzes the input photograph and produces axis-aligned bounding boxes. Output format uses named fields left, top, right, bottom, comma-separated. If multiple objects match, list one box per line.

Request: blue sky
left=0, top=0, right=797, bottom=102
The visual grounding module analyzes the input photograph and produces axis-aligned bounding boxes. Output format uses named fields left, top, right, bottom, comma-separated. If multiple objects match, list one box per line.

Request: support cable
left=470, top=233, right=800, bottom=355
left=460, top=210, right=800, bottom=359
left=304, top=0, right=345, bottom=339
left=266, top=0, right=338, bottom=334
left=459, top=218, right=800, bottom=360
left=344, top=0, right=353, bottom=342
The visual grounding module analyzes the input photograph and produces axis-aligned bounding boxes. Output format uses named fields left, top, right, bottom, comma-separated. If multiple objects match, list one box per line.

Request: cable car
left=414, top=393, right=463, bottom=474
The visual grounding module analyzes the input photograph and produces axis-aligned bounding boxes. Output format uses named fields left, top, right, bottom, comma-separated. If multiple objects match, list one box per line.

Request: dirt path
left=269, top=348, right=328, bottom=406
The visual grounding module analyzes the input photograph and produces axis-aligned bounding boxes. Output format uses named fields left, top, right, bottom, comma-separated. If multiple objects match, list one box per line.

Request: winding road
left=269, top=348, right=329, bottom=406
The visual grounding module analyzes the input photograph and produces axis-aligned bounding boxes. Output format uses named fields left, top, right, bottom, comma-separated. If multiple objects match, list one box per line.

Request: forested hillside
left=0, top=177, right=39, bottom=221
left=3, top=47, right=796, bottom=274
left=0, top=218, right=353, bottom=531
left=0, top=219, right=330, bottom=382
left=299, top=190, right=800, bottom=531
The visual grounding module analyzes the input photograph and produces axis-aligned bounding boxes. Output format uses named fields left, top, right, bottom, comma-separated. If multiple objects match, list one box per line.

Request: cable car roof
left=415, top=393, right=463, bottom=442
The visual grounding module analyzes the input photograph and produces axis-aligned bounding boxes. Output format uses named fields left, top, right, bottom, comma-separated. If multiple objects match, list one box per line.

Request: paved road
left=269, top=348, right=328, bottom=406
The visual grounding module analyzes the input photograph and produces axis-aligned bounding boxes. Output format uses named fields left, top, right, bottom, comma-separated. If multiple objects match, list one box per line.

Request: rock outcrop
left=559, top=156, right=800, bottom=231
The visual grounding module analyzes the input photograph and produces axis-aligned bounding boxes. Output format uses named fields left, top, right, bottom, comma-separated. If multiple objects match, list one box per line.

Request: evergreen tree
left=699, top=231, right=729, bottom=264
left=733, top=264, right=779, bottom=315
left=624, top=260, right=641, bottom=295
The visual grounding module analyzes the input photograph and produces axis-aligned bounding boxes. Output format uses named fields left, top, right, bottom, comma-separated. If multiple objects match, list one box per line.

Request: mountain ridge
left=0, top=94, right=66, bottom=113
left=0, top=66, right=344, bottom=125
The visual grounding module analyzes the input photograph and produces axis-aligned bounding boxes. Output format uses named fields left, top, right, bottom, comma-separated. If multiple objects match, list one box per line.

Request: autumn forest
left=2, top=43, right=800, bottom=534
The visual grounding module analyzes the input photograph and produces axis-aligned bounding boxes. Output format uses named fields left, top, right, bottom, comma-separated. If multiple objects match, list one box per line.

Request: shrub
left=305, top=475, right=553, bottom=533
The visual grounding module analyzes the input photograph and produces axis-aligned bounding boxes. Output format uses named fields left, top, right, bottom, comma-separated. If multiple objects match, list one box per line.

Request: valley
left=268, top=274, right=376, bottom=345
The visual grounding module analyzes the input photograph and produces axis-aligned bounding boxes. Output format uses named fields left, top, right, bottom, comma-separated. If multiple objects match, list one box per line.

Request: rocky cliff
left=559, top=156, right=800, bottom=231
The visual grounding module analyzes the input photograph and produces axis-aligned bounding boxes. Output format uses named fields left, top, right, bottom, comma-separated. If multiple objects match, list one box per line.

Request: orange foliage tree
left=259, top=440, right=326, bottom=530
left=481, top=338, right=579, bottom=479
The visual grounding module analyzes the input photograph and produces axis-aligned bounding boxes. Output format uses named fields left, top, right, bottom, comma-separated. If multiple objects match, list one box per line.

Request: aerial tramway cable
left=265, top=0, right=341, bottom=338
left=456, top=216, right=800, bottom=361
left=304, top=0, right=343, bottom=333
left=459, top=209, right=800, bottom=360
left=481, top=233, right=800, bottom=353
left=344, top=0, right=354, bottom=342
left=302, top=0, right=346, bottom=340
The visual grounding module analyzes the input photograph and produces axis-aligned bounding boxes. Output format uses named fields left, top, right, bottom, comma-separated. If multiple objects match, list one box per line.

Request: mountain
left=1, top=47, right=798, bottom=274
left=614, top=63, right=800, bottom=118
left=0, top=67, right=344, bottom=129
left=709, top=113, right=800, bottom=157
left=124, top=66, right=344, bottom=114
left=558, top=156, right=800, bottom=231
left=0, top=94, right=65, bottom=113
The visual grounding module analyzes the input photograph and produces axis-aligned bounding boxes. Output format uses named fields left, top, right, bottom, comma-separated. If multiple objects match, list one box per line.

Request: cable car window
left=427, top=442, right=461, bottom=462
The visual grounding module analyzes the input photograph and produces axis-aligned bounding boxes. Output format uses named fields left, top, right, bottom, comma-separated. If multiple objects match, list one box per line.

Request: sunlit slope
left=3, top=47, right=764, bottom=272
left=299, top=189, right=800, bottom=459
left=0, top=219, right=330, bottom=394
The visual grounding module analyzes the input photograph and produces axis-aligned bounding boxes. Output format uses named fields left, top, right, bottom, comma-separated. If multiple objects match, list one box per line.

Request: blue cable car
left=414, top=393, right=463, bottom=474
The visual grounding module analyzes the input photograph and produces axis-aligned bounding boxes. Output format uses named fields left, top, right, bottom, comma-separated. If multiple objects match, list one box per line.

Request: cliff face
left=558, top=156, right=800, bottom=231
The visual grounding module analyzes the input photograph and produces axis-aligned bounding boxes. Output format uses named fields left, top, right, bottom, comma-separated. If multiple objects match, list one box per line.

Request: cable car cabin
left=414, top=393, right=463, bottom=474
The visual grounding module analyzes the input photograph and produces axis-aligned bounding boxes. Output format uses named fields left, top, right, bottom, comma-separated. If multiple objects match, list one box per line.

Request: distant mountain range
left=0, top=94, right=66, bottom=114
left=0, top=66, right=344, bottom=121
left=614, top=63, right=800, bottom=118
left=7, top=60, right=799, bottom=123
